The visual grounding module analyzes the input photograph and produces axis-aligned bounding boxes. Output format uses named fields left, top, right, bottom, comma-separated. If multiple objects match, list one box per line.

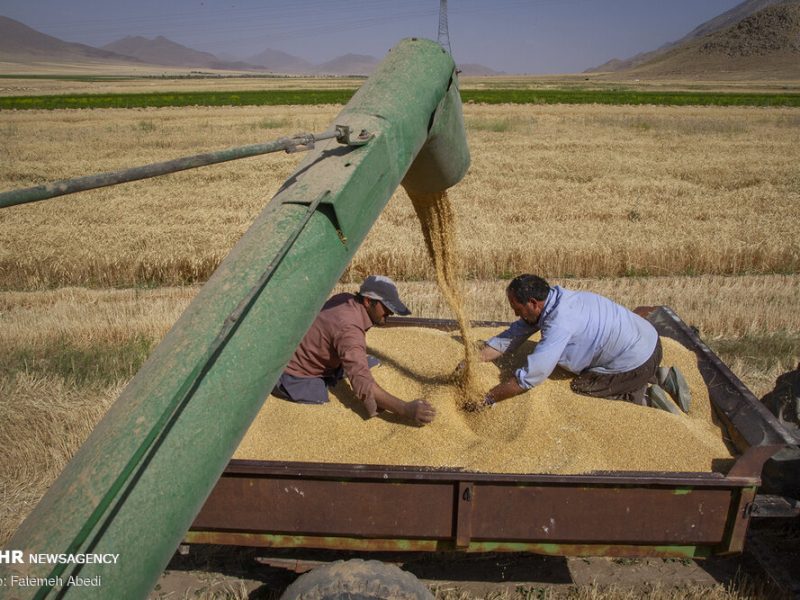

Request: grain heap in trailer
left=1, top=36, right=798, bottom=600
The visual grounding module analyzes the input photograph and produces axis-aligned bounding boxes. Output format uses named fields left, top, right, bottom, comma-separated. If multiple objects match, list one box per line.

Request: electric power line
left=437, top=0, right=452, bottom=56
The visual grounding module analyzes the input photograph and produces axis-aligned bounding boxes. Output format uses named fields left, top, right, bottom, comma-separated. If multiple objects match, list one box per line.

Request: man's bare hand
left=363, top=396, right=378, bottom=418
left=463, top=394, right=494, bottom=413
left=405, top=399, right=436, bottom=425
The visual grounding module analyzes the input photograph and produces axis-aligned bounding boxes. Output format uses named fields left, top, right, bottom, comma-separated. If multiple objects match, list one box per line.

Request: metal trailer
left=185, top=306, right=799, bottom=582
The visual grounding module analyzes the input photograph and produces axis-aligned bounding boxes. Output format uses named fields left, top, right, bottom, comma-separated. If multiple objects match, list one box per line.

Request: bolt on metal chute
left=1, top=37, right=469, bottom=599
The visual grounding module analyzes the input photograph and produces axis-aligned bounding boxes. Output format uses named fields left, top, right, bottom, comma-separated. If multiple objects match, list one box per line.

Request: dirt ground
left=149, top=521, right=800, bottom=599
left=152, top=550, right=738, bottom=599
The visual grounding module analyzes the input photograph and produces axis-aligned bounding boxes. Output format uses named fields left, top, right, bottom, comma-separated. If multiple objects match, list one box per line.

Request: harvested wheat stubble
left=234, top=327, right=735, bottom=475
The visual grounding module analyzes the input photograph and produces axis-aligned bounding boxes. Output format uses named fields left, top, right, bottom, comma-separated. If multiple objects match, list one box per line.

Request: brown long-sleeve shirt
left=284, top=293, right=376, bottom=406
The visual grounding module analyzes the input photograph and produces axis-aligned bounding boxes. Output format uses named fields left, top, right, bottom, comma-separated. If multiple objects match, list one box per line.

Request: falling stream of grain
left=409, top=190, right=484, bottom=409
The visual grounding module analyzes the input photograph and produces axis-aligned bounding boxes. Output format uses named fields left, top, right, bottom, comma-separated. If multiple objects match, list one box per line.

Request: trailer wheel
left=279, top=558, right=433, bottom=600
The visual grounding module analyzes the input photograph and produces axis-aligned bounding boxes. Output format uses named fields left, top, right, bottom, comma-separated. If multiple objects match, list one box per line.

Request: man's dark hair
left=507, top=274, right=550, bottom=303
left=355, top=293, right=379, bottom=308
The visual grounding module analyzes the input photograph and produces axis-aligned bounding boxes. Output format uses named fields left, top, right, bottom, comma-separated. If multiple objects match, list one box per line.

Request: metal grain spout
left=402, top=63, right=470, bottom=196
left=2, top=37, right=469, bottom=599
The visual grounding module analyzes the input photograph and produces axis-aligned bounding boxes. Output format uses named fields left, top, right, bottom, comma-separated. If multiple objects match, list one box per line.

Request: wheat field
left=2, top=103, right=799, bottom=288
left=3, top=71, right=797, bottom=95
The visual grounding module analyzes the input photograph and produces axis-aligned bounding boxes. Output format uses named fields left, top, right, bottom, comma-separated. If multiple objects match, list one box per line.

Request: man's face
left=507, top=290, right=542, bottom=326
left=365, top=298, right=393, bottom=325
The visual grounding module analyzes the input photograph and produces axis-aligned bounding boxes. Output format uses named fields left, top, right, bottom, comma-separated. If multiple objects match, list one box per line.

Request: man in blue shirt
left=477, top=274, right=665, bottom=409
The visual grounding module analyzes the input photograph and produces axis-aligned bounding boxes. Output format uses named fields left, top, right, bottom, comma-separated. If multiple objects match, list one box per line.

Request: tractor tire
left=279, top=558, right=433, bottom=600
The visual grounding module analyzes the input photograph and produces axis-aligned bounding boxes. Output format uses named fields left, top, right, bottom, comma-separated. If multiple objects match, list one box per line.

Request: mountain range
left=1, top=2, right=798, bottom=79
left=0, top=15, right=499, bottom=76
left=587, top=0, right=800, bottom=78
left=0, top=14, right=140, bottom=65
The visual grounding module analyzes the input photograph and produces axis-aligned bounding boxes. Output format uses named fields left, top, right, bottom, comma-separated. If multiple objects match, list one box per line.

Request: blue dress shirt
left=486, top=286, right=659, bottom=390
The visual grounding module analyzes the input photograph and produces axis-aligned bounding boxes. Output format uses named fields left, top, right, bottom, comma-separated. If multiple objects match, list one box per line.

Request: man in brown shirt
left=272, top=275, right=436, bottom=425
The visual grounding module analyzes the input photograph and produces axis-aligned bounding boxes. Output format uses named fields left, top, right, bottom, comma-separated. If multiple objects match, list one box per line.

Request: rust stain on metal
left=184, top=531, right=441, bottom=552
left=184, top=531, right=708, bottom=559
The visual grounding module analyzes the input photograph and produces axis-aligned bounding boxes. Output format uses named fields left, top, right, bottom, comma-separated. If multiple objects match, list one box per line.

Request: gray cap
left=359, top=275, right=411, bottom=315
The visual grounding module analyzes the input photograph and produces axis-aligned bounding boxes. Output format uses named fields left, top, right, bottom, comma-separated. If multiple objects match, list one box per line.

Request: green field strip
left=1, top=88, right=799, bottom=110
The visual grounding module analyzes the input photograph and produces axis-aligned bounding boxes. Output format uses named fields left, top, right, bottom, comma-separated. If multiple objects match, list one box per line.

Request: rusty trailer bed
left=186, top=306, right=794, bottom=558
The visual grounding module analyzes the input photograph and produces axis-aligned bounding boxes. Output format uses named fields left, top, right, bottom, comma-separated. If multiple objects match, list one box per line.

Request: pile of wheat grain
left=234, top=326, right=734, bottom=474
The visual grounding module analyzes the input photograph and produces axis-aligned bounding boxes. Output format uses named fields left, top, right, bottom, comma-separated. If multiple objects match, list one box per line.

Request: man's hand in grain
left=463, top=393, right=495, bottom=412
left=406, top=399, right=436, bottom=425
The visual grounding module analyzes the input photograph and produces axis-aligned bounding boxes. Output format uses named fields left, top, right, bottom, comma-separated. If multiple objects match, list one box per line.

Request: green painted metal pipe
left=0, top=131, right=339, bottom=209
left=1, top=37, right=468, bottom=599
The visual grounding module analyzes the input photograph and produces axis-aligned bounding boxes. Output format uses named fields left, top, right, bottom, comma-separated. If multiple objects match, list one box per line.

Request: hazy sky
left=0, top=0, right=745, bottom=73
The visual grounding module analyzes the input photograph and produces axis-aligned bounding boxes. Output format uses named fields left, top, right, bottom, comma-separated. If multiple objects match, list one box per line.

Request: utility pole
left=437, top=0, right=452, bottom=56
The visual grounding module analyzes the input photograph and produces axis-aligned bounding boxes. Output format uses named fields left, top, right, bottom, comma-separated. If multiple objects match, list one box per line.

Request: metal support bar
left=455, top=482, right=474, bottom=548
left=720, top=485, right=759, bottom=554
left=0, top=127, right=368, bottom=210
